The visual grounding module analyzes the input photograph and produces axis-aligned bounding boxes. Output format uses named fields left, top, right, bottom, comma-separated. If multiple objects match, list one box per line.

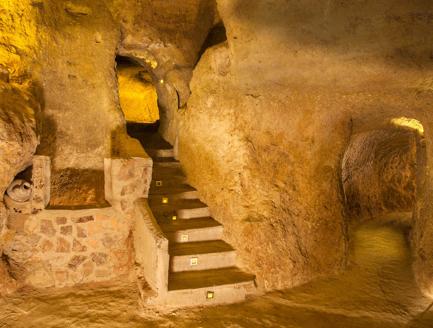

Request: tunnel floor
left=1, top=221, right=432, bottom=328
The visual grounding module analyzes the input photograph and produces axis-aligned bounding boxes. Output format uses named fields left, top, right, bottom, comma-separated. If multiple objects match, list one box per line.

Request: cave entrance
left=342, top=117, right=426, bottom=223
left=340, top=117, right=427, bottom=298
left=341, top=117, right=426, bottom=278
left=115, top=56, right=169, bottom=152
left=115, top=56, right=160, bottom=126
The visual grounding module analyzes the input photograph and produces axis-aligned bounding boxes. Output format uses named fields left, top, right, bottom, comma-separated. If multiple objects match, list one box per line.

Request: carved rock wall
left=178, top=0, right=433, bottom=293
left=342, top=128, right=418, bottom=219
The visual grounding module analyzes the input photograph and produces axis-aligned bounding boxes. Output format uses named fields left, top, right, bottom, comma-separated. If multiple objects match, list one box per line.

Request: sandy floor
left=1, top=221, right=433, bottom=328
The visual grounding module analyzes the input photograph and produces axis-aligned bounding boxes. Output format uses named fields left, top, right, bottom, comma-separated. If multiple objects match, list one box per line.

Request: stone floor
left=1, top=221, right=433, bottom=328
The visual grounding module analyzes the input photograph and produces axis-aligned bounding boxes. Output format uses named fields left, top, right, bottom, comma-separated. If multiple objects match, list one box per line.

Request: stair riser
left=153, top=163, right=182, bottom=171
left=151, top=176, right=188, bottom=187
left=174, top=190, right=199, bottom=200
left=148, top=195, right=201, bottom=209
left=152, top=167, right=184, bottom=177
left=149, top=188, right=196, bottom=196
left=170, top=251, right=236, bottom=272
left=177, top=207, right=210, bottom=219
left=149, top=190, right=198, bottom=200
left=164, top=281, right=255, bottom=307
left=147, top=149, right=175, bottom=158
left=165, top=226, right=224, bottom=243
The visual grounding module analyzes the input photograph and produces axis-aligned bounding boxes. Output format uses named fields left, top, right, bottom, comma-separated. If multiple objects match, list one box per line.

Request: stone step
left=127, top=125, right=172, bottom=149
left=165, top=267, right=255, bottom=307
left=168, top=267, right=255, bottom=290
left=161, top=217, right=223, bottom=243
left=149, top=184, right=196, bottom=196
left=153, top=161, right=182, bottom=169
left=149, top=198, right=210, bottom=221
left=177, top=205, right=210, bottom=219
left=150, top=175, right=188, bottom=189
left=152, top=165, right=185, bottom=178
left=169, top=240, right=236, bottom=272
left=148, top=196, right=204, bottom=208
left=153, top=157, right=177, bottom=163
left=146, top=148, right=175, bottom=158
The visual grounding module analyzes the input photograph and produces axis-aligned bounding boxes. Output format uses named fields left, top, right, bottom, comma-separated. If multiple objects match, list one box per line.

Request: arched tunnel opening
left=115, top=56, right=160, bottom=126
left=115, top=55, right=167, bottom=150
left=342, top=118, right=426, bottom=223
left=341, top=118, right=426, bottom=288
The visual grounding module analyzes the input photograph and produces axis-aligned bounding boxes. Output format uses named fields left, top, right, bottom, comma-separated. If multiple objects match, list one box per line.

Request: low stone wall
left=5, top=207, right=133, bottom=288
left=105, top=157, right=153, bottom=215
left=133, top=199, right=169, bottom=301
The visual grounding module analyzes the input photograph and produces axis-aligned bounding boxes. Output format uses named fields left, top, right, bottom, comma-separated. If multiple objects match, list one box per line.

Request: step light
left=181, top=234, right=189, bottom=242
left=162, top=196, right=168, bottom=204
left=206, top=291, right=214, bottom=300
left=172, top=215, right=177, bottom=221
left=190, top=257, right=198, bottom=266
left=156, top=180, right=163, bottom=187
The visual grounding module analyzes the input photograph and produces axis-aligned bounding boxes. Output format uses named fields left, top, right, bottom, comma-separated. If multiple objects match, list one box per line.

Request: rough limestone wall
left=178, top=0, right=433, bottom=292
left=179, top=44, right=349, bottom=289
left=0, top=1, right=40, bottom=201
left=36, top=0, right=124, bottom=170
left=110, top=0, right=218, bottom=143
left=0, top=85, right=38, bottom=202
left=117, top=65, right=159, bottom=124
left=342, top=128, right=418, bottom=219
left=0, top=1, right=40, bottom=294
left=413, top=127, right=433, bottom=298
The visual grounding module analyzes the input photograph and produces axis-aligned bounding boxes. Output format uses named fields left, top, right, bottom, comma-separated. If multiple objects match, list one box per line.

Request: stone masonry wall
left=105, top=157, right=153, bottom=215
left=4, top=207, right=132, bottom=288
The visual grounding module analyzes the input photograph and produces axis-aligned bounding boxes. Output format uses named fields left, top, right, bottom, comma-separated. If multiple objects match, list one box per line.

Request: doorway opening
left=115, top=56, right=169, bottom=151
left=342, top=118, right=425, bottom=224
left=116, top=56, right=160, bottom=125
left=340, top=116, right=427, bottom=302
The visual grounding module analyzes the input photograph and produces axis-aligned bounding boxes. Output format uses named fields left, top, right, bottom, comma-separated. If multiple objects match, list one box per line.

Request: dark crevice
left=196, top=22, right=227, bottom=66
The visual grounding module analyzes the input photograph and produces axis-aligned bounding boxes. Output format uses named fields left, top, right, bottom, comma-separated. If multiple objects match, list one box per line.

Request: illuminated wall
left=0, top=0, right=37, bottom=80
left=117, top=65, right=159, bottom=124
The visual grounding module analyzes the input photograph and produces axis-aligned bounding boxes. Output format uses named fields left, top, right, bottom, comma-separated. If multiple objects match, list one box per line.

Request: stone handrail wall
left=133, top=198, right=169, bottom=297
left=104, top=157, right=153, bottom=214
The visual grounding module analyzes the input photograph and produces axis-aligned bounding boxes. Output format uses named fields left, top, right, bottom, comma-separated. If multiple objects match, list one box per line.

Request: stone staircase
left=135, top=129, right=256, bottom=306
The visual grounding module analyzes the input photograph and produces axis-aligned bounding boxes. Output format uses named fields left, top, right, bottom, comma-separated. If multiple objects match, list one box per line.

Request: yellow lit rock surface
left=2, top=0, right=433, bottom=320
left=342, top=127, right=419, bottom=219
left=178, top=0, right=433, bottom=297
left=391, top=117, right=424, bottom=136
left=117, top=66, right=159, bottom=124
left=0, top=0, right=38, bottom=81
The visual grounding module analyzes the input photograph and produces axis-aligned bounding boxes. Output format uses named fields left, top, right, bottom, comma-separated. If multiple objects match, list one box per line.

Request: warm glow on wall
left=391, top=117, right=424, bottom=135
left=0, top=0, right=38, bottom=80
left=117, top=65, right=159, bottom=123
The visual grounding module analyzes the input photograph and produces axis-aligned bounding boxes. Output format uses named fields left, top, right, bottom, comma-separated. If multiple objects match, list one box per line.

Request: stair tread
left=127, top=125, right=172, bottom=150
left=146, top=147, right=174, bottom=152
left=152, top=166, right=185, bottom=176
left=168, top=267, right=255, bottom=291
left=149, top=198, right=208, bottom=210
left=153, top=162, right=182, bottom=169
left=149, top=184, right=196, bottom=195
left=169, top=240, right=234, bottom=256
left=130, top=129, right=256, bottom=299
left=161, top=217, right=221, bottom=233
left=153, top=157, right=178, bottom=163
left=146, top=149, right=174, bottom=160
